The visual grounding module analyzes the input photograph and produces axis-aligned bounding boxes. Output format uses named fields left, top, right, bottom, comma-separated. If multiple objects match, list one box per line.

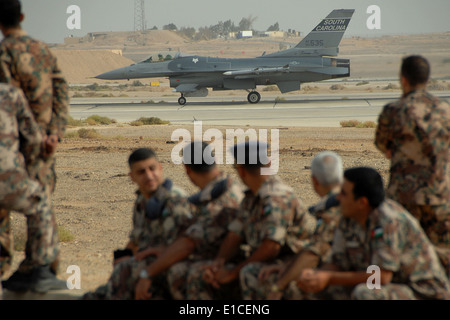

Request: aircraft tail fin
left=295, top=9, right=354, bottom=55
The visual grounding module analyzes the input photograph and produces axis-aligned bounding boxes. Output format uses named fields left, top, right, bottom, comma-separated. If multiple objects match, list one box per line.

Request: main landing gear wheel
left=178, top=95, right=187, bottom=106
left=247, top=91, right=261, bottom=104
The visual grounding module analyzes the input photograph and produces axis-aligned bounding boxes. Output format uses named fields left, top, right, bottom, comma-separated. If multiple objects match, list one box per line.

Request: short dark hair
left=401, top=55, right=430, bottom=87
left=128, top=148, right=157, bottom=168
left=231, top=141, right=270, bottom=173
left=343, top=167, right=385, bottom=209
left=183, top=141, right=216, bottom=173
left=0, top=0, right=22, bottom=28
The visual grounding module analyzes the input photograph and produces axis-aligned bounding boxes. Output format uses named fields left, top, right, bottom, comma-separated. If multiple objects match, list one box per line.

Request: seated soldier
left=136, top=141, right=243, bottom=299
left=134, top=141, right=245, bottom=300
left=256, top=151, right=343, bottom=300
left=82, top=148, right=193, bottom=300
left=193, top=140, right=316, bottom=300
left=297, top=167, right=450, bottom=300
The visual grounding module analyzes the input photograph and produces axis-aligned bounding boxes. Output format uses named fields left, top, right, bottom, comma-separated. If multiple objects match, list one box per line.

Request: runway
left=69, top=91, right=450, bottom=127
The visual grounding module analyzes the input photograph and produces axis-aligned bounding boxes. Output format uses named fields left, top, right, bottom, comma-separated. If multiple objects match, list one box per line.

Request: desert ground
left=3, top=30, right=450, bottom=297
left=6, top=124, right=391, bottom=296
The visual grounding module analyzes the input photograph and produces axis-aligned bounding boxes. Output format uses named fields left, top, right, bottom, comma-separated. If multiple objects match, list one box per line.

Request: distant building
left=264, top=31, right=285, bottom=38
left=237, top=31, right=253, bottom=39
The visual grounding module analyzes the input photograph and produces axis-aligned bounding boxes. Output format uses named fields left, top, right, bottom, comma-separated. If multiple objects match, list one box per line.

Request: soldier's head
left=311, top=151, right=343, bottom=197
left=128, top=148, right=163, bottom=198
left=337, top=167, right=385, bottom=222
left=231, top=140, right=271, bottom=191
left=0, top=0, right=23, bottom=32
left=182, top=141, right=219, bottom=188
left=400, top=55, right=430, bottom=93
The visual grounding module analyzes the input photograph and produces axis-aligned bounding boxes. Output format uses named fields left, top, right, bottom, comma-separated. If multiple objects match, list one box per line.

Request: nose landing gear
left=178, top=94, right=187, bottom=106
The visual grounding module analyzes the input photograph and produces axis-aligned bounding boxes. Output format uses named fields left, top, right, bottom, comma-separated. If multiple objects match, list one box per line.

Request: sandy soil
left=6, top=123, right=392, bottom=295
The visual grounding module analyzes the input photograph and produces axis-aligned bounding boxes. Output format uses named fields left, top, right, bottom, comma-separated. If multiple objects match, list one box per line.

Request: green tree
left=163, top=23, right=177, bottom=31
left=238, top=15, right=257, bottom=30
left=267, top=22, right=279, bottom=31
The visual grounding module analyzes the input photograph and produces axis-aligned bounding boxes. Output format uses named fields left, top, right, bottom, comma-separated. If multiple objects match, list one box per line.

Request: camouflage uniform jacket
left=0, top=29, right=69, bottom=139
left=228, top=175, right=316, bottom=257
left=303, top=188, right=341, bottom=263
left=129, top=179, right=193, bottom=252
left=331, top=199, right=450, bottom=299
left=0, top=83, right=42, bottom=172
left=184, top=172, right=245, bottom=259
left=375, top=89, right=450, bottom=206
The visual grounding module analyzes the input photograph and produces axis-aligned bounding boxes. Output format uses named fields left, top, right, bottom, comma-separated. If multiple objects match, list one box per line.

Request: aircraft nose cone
left=95, top=69, right=126, bottom=80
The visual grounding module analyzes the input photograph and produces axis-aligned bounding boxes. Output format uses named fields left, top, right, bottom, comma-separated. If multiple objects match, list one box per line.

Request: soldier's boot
left=30, top=265, right=67, bottom=293
left=1, top=269, right=33, bottom=292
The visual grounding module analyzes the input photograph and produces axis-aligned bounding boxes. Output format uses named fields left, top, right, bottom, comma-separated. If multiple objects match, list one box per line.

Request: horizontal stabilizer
left=308, top=67, right=349, bottom=75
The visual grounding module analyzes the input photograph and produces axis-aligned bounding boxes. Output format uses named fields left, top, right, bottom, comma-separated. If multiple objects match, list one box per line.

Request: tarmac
left=69, top=91, right=450, bottom=127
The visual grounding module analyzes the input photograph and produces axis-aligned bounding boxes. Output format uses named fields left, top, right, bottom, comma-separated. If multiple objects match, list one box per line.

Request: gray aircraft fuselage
left=98, top=55, right=349, bottom=87
left=96, top=9, right=354, bottom=104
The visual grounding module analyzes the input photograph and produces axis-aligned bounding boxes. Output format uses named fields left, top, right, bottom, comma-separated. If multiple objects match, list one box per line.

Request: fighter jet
left=96, top=9, right=354, bottom=105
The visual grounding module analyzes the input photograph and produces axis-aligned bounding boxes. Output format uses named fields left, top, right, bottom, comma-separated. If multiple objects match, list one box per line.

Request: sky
left=12, top=0, right=450, bottom=44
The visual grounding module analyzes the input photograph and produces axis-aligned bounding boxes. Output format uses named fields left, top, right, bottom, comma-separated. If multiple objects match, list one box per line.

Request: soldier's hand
left=135, top=246, right=164, bottom=261
left=202, top=266, right=221, bottom=289
left=297, top=268, right=329, bottom=293
left=135, top=278, right=152, bottom=300
left=44, top=134, right=59, bottom=157
left=215, top=267, right=238, bottom=285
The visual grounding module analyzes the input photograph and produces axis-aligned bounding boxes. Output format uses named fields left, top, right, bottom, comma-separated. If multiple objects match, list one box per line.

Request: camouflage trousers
left=0, top=168, right=56, bottom=277
left=185, top=260, right=241, bottom=300
left=239, top=262, right=442, bottom=300
left=290, top=284, right=418, bottom=300
left=83, top=256, right=171, bottom=300
left=167, top=260, right=191, bottom=299
left=239, top=261, right=306, bottom=300
left=403, top=203, right=450, bottom=277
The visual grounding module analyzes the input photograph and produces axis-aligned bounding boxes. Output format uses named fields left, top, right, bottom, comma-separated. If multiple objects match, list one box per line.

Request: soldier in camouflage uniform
left=194, top=141, right=316, bottom=300
left=82, top=148, right=193, bottom=300
left=298, top=167, right=450, bottom=300
left=252, top=151, right=343, bottom=300
left=0, top=0, right=69, bottom=289
left=134, top=141, right=245, bottom=300
left=0, top=83, right=55, bottom=296
left=375, top=55, right=450, bottom=277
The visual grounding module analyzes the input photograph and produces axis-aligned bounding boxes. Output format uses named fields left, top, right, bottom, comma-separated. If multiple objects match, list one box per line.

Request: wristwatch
left=270, top=284, right=281, bottom=293
left=139, top=269, right=152, bottom=280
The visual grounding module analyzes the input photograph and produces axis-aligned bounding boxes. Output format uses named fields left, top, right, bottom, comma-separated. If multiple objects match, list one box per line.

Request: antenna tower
left=134, top=0, right=146, bottom=32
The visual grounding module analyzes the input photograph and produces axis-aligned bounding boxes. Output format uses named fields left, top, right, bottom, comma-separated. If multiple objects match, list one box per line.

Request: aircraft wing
left=308, top=67, right=349, bottom=75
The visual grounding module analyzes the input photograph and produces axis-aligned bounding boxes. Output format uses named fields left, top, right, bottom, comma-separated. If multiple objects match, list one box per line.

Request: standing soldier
left=0, top=83, right=59, bottom=296
left=375, top=55, right=450, bottom=276
left=0, top=0, right=69, bottom=290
